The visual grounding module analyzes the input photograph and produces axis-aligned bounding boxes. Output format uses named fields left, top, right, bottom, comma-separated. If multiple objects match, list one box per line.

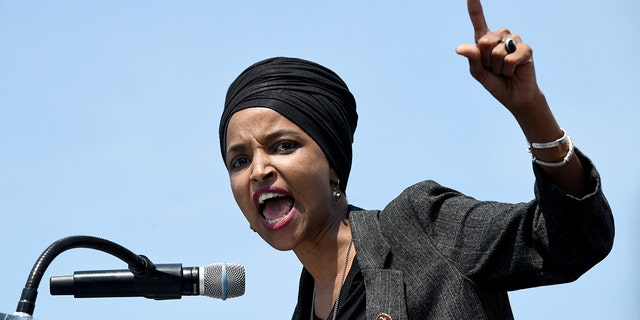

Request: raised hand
left=456, top=0, right=588, bottom=197
left=456, top=0, right=542, bottom=116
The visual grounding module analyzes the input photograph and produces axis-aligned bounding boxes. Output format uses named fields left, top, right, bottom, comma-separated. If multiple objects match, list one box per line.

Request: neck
left=294, top=202, right=351, bottom=279
left=299, top=225, right=353, bottom=276
left=294, top=203, right=355, bottom=319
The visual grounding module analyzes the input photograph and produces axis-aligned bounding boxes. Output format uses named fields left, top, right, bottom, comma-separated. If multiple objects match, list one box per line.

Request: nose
left=249, top=150, right=275, bottom=182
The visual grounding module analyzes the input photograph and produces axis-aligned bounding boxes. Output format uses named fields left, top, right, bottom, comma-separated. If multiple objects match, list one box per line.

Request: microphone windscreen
left=201, top=263, right=245, bottom=299
left=0, top=312, right=32, bottom=320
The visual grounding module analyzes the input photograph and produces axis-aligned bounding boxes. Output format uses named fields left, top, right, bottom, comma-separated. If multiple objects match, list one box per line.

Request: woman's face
left=225, top=107, right=340, bottom=251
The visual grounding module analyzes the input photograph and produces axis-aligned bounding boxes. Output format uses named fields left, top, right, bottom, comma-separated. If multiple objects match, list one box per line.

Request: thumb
left=456, top=43, right=484, bottom=82
left=455, top=43, right=478, bottom=59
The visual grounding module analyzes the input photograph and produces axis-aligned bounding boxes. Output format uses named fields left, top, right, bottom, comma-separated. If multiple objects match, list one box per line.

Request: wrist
left=510, top=93, right=567, bottom=145
left=510, top=90, right=549, bottom=123
left=529, top=135, right=575, bottom=167
left=527, top=127, right=576, bottom=168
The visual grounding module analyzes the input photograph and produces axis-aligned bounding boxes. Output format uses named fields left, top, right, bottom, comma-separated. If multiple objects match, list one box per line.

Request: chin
left=259, top=233, right=298, bottom=252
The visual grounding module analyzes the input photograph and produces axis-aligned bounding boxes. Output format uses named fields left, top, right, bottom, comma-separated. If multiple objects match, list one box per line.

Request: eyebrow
left=264, top=129, right=302, bottom=141
left=225, top=129, right=302, bottom=157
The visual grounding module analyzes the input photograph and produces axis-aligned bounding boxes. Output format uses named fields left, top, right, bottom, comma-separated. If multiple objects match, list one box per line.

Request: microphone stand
left=2, top=235, right=156, bottom=319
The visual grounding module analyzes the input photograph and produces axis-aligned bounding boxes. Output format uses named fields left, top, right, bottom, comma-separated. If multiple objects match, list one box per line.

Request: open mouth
left=257, top=192, right=296, bottom=229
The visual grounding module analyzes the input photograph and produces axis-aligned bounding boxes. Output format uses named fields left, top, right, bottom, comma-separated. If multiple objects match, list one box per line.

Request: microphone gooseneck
left=6, top=235, right=244, bottom=319
left=16, top=235, right=155, bottom=317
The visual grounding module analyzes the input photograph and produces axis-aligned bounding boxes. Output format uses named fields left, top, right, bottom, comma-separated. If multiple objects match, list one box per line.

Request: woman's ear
left=329, top=168, right=340, bottom=186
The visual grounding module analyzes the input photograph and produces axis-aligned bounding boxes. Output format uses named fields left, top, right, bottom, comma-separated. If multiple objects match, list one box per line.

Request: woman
left=218, top=1, right=614, bottom=319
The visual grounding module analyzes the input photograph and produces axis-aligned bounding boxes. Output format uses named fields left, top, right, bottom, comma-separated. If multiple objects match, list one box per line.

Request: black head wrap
left=219, top=57, right=358, bottom=191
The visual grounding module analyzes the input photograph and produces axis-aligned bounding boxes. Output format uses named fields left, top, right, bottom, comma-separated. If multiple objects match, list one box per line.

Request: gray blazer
left=293, top=151, right=614, bottom=320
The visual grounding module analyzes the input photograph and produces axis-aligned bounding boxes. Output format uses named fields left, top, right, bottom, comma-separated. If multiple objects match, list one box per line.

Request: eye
left=273, top=141, right=299, bottom=154
left=229, top=156, right=250, bottom=171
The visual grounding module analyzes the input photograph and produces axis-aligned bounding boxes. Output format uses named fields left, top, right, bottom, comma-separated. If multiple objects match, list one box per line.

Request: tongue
left=263, top=197, right=294, bottom=220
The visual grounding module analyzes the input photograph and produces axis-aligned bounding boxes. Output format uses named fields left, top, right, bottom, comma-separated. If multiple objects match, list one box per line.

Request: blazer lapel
left=351, top=208, right=408, bottom=320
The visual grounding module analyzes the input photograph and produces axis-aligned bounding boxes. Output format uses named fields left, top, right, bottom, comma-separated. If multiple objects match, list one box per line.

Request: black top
left=312, top=256, right=366, bottom=320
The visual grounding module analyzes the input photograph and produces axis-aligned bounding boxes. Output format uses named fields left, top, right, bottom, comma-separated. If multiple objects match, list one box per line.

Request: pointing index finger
left=467, top=0, right=490, bottom=43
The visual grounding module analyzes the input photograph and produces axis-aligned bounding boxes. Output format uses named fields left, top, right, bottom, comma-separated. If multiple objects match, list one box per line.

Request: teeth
left=258, top=192, right=284, bottom=204
left=265, top=215, right=287, bottom=225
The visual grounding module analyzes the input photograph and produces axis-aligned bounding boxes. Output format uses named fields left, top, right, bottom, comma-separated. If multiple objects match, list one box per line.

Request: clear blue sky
left=1, top=1, right=638, bottom=319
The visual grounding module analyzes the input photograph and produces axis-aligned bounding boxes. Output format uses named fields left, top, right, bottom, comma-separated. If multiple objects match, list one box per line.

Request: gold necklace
left=310, top=239, right=354, bottom=320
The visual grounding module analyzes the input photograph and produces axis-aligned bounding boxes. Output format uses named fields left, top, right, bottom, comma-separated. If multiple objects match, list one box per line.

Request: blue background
left=1, top=1, right=638, bottom=319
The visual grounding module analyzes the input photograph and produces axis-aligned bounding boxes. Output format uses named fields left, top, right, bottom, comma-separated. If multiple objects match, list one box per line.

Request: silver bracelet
left=529, top=128, right=569, bottom=149
left=531, top=136, right=575, bottom=167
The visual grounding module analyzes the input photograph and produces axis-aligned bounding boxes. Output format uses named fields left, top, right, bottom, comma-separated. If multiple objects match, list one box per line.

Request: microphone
left=0, top=312, right=33, bottom=320
left=50, top=262, right=244, bottom=300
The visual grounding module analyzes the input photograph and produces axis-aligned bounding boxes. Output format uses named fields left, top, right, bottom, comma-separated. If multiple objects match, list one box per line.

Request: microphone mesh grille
left=202, top=263, right=245, bottom=299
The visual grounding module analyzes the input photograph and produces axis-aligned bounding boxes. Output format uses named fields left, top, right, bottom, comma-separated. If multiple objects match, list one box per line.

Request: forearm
left=456, top=0, right=589, bottom=198
left=511, top=91, right=587, bottom=197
